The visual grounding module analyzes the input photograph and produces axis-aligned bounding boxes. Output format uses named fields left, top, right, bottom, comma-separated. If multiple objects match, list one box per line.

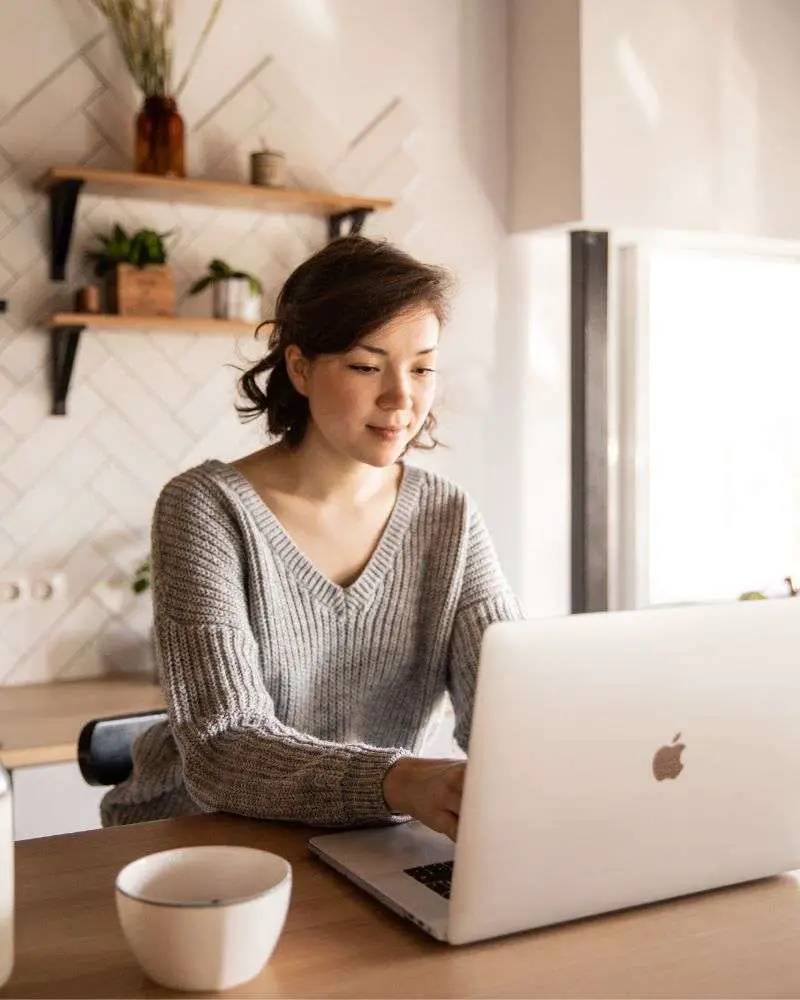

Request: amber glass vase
left=135, top=95, right=185, bottom=177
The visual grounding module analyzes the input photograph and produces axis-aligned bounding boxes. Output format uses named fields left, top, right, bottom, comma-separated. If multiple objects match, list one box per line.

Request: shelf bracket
left=328, top=208, right=372, bottom=241
left=50, top=323, right=84, bottom=416
left=49, top=179, right=84, bottom=281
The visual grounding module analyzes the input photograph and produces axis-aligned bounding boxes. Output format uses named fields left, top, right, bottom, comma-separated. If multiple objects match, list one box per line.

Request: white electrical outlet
left=30, top=573, right=68, bottom=602
left=0, top=573, right=68, bottom=605
left=0, top=579, right=30, bottom=605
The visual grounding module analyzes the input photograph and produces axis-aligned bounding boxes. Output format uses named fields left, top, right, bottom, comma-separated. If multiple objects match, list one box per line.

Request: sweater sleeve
left=151, top=472, right=407, bottom=826
left=446, top=502, right=523, bottom=753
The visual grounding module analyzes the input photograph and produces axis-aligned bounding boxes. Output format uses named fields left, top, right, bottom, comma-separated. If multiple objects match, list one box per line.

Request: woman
left=102, top=236, right=522, bottom=839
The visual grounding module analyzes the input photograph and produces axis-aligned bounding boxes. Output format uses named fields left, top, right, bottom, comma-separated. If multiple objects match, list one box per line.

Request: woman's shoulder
left=405, top=463, right=476, bottom=531
left=155, top=459, right=246, bottom=524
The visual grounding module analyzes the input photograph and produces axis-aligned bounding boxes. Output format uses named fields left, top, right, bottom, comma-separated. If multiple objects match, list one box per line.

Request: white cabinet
left=12, top=762, right=106, bottom=841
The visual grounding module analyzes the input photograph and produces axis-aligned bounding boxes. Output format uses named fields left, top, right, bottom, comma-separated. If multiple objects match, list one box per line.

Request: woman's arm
left=381, top=498, right=523, bottom=842
left=152, top=471, right=408, bottom=826
left=446, top=501, right=523, bottom=752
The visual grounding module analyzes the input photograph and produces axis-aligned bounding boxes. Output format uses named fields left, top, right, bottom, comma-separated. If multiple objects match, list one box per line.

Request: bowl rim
left=115, top=845, right=292, bottom=909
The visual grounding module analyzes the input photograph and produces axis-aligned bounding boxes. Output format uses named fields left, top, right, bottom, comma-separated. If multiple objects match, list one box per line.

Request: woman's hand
left=382, top=757, right=466, bottom=840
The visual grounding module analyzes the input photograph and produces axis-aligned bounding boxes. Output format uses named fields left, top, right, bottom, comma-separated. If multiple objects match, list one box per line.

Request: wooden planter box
left=106, top=264, right=174, bottom=317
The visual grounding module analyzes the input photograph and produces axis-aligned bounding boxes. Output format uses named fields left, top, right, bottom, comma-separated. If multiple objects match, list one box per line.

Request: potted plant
left=189, top=259, right=263, bottom=322
left=250, top=136, right=287, bottom=188
left=86, top=225, right=175, bottom=317
left=91, top=0, right=224, bottom=177
left=130, top=556, right=157, bottom=680
left=132, top=557, right=151, bottom=595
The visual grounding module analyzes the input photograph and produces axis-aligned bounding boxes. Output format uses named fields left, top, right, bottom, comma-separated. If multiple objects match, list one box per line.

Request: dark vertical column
left=570, top=231, right=609, bottom=613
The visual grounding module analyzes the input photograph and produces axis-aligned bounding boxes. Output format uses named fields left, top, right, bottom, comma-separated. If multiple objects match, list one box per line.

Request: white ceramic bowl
left=115, top=845, right=292, bottom=992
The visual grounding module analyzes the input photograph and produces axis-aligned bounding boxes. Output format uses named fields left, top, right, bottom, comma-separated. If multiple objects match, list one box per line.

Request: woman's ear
left=285, top=345, right=310, bottom=398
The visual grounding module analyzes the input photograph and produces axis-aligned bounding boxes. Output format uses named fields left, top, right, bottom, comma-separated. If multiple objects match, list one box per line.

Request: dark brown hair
left=237, top=235, right=454, bottom=448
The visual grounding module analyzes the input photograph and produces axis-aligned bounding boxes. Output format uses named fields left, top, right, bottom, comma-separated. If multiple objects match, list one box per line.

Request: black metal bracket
left=0, top=300, right=6, bottom=313
left=49, top=179, right=84, bottom=281
left=328, top=208, right=372, bottom=240
left=50, top=323, right=84, bottom=415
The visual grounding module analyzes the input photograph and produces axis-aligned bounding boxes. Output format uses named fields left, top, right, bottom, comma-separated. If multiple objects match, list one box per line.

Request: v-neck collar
left=205, top=458, right=422, bottom=614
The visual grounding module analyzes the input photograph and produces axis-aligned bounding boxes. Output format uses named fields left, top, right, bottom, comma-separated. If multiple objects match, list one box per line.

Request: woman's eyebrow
left=355, top=343, right=438, bottom=356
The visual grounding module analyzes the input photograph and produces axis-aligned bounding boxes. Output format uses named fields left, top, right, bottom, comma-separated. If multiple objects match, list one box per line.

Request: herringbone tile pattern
left=0, top=15, right=419, bottom=684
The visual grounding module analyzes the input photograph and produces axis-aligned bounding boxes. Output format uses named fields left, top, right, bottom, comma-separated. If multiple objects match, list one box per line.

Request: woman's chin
left=354, top=436, right=407, bottom=467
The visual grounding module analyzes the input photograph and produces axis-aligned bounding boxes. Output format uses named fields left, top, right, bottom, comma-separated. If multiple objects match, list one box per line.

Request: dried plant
left=90, top=0, right=223, bottom=98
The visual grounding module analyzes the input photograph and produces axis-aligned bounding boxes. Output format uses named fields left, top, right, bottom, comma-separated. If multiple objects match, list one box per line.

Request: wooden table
left=5, top=813, right=800, bottom=998
left=0, top=676, right=164, bottom=770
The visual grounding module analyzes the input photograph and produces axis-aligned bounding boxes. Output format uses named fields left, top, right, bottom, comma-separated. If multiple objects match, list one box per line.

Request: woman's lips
left=368, top=426, right=404, bottom=442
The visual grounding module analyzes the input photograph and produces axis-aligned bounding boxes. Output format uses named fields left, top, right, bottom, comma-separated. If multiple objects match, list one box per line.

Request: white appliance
left=310, top=599, right=800, bottom=944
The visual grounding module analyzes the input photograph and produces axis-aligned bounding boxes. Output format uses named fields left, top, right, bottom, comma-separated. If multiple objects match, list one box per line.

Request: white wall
left=0, top=0, right=511, bottom=685
left=581, top=0, right=800, bottom=238
left=510, top=0, right=800, bottom=240
left=487, top=232, right=571, bottom=617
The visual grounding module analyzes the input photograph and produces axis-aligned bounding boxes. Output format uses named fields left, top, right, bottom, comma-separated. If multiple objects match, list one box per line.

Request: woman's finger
left=433, top=807, right=459, bottom=841
left=442, top=786, right=462, bottom=816
left=446, top=764, right=466, bottom=791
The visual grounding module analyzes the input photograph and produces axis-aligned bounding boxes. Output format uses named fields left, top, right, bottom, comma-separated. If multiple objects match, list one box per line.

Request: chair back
left=77, top=710, right=167, bottom=786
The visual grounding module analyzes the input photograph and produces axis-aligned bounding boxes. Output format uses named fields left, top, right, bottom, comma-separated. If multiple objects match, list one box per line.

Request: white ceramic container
left=212, top=278, right=262, bottom=323
left=115, top=845, right=291, bottom=992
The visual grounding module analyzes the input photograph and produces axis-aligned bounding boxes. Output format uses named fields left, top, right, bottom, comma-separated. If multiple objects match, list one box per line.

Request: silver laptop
left=309, top=599, right=800, bottom=944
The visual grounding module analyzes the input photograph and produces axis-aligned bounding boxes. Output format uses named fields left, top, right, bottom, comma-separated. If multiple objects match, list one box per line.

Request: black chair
left=77, top=709, right=168, bottom=786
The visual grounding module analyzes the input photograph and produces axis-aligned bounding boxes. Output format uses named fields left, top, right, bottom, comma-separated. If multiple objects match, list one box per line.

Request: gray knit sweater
left=101, top=459, right=522, bottom=827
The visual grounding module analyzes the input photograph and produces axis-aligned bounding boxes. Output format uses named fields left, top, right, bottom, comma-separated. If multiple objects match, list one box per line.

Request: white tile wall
left=0, top=0, right=509, bottom=685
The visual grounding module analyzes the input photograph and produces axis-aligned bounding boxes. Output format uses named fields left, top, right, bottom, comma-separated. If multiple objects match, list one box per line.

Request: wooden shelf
left=38, top=165, right=393, bottom=216
left=38, top=164, right=394, bottom=414
left=51, top=312, right=257, bottom=336
left=48, top=312, right=259, bottom=416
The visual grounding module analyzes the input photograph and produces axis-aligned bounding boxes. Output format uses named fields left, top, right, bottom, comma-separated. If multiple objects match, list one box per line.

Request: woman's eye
left=349, top=364, right=380, bottom=374
left=414, top=367, right=437, bottom=377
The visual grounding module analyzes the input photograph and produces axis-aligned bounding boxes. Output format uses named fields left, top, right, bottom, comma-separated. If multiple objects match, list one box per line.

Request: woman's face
left=286, top=306, right=440, bottom=467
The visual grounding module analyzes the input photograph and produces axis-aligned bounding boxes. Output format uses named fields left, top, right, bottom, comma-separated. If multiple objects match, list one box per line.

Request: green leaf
left=190, top=259, right=263, bottom=296
left=209, top=258, right=233, bottom=277
left=231, top=271, right=263, bottom=296
left=188, top=275, right=213, bottom=295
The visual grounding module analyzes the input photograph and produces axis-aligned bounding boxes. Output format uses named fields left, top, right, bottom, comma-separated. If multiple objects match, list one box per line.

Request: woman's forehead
left=357, top=308, right=440, bottom=349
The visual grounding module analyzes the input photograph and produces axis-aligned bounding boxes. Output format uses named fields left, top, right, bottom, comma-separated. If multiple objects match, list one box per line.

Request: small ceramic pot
left=212, top=278, right=262, bottom=323
left=250, top=150, right=286, bottom=188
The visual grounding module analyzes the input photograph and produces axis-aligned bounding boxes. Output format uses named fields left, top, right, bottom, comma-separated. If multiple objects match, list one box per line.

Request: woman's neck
left=251, top=436, right=400, bottom=507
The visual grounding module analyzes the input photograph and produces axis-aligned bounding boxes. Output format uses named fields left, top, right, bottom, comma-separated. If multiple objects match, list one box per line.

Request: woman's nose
left=379, top=375, right=413, bottom=409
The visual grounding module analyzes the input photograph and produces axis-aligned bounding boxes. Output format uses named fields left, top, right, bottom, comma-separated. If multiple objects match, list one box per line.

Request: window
left=618, top=245, right=800, bottom=607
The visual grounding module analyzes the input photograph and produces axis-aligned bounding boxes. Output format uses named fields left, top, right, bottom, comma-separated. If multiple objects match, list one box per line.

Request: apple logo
left=652, top=733, right=685, bottom=781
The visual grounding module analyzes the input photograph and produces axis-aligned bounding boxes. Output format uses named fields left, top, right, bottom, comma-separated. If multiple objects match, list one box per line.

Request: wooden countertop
left=0, top=675, right=164, bottom=770
left=6, top=812, right=800, bottom=998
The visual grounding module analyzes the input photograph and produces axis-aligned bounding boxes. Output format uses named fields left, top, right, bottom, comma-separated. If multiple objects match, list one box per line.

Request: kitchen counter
left=0, top=675, right=164, bottom=770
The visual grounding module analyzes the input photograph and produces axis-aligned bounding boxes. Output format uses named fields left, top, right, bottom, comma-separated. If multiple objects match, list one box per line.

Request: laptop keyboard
left=404, top=860, right=454, bottom=899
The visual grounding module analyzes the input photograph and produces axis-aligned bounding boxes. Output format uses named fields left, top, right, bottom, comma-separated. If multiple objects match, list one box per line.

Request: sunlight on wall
left=616, top=37, right=660, bottom=129
left=287, top=0, right=337, bottom=40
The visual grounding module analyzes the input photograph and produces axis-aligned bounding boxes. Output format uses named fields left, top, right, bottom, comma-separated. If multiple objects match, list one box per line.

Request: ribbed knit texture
left=101, top=459, right=522, bottom=827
